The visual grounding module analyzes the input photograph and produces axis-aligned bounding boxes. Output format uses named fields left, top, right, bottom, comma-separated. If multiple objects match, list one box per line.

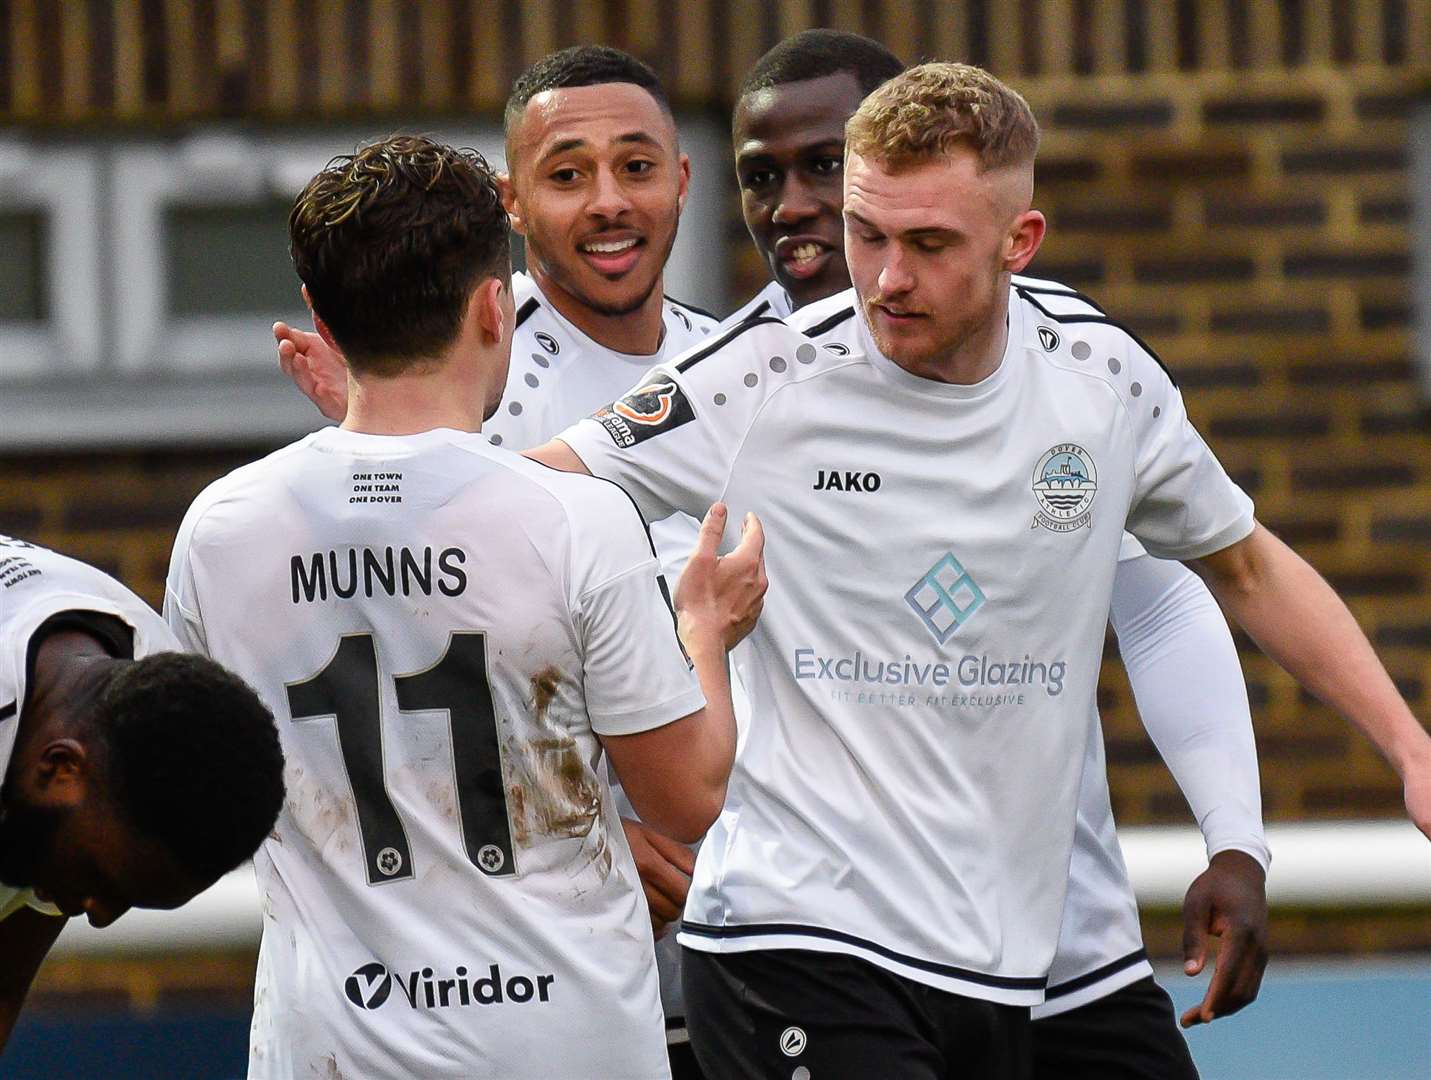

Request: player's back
left=166, top=427, right=676, bottom=1080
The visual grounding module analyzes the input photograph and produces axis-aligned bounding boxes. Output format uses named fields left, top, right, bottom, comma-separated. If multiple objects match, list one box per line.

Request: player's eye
left=914, top=238, right=947, bottom=253
left=810, top=156, right=842, bottom=177
left=549, top=167, right=581, bottom=184
left=740, top=169, right=777, bottom=191
left=624, top=159, right=656, bottom=177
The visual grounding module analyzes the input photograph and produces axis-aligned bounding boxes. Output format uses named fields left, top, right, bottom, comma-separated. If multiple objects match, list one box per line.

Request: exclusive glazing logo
left=1032, top=444, right=1098, bottom=532
left=904, top=552, right=985, bottom=644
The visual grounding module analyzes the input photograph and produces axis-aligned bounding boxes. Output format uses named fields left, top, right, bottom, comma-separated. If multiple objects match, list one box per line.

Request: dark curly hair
left=737, top=29, right=904, bottom=106
left=505, top=45, right=671, bottom=163
left=94, top=652, right=284, bottom=884
left=288, top=134, right=510, bottom=376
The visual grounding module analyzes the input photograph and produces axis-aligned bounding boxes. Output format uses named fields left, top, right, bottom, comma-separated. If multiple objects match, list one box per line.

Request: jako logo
left=780, top=1026, right=808, bottom=1056
left=813, top=470, right=880, bottom=492
left=1037, top=326, right=1060, bottom=351
left=343, top=962, right=555, bottom=1011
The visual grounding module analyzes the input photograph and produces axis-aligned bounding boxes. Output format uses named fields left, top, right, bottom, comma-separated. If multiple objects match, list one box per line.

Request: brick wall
left=3, top=2, right=1427, bottom=969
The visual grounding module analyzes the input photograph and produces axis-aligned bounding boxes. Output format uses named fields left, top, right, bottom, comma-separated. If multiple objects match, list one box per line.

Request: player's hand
left=274, top=321, right=349, bottom=422
left=1401, top=741, right=1431, bottom=842
left=674, top=504, right=767, bottom=651
left=621, top=817, right=695, bottom=939
left=1179, top=849, right=1268, bottom=1027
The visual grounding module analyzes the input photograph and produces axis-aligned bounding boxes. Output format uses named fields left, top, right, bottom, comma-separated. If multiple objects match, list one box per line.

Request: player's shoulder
left=176, top=434, right=323, bottom=545
left=1011, top=275, right=1178, bottom=403
left=663, top=294, right=720, bottom=339
left=784, top=288, right=860, bottom=343
left=495, top=451, right=656, bottom=560
left=722, top=282, right=793, bottom=327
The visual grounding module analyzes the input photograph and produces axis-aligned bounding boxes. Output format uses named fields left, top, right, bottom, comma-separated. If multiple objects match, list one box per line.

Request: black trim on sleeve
left=1042, top=948, right=1150, bottom=1000
left=746, top=299, right=772, bottom=320
left=800, top=305, right=856, bottom=339
left=0, top=700, right=15, bottom=722
left=665, top=295, right=718, bottom=321
left=681, top=921, right=1048, bottom=992
left=673, top=315, right=786, bottom=373
left=1013, top=282, right=1108, bottom=315
left=515, top=297, right=540, bottom=328
left=1016, top=287, right=1177, bottom=387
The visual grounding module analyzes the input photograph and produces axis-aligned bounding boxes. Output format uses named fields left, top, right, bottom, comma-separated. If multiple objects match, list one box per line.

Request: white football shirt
left=0, top=536, right=178, bottom=922
left=789, top=279, right=1268, bottom=1014
left=166, top=429, right=703, bottom=1079
left=725, top=281, right=794, bottom=325
left=557, top=279, right=1255, bottom=1005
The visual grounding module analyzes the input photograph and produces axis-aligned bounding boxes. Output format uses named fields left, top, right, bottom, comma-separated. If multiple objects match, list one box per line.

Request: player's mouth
left=775, top=236, right=834, bottom=280
left=578, top=233, right=645, bottom=277
left=871, top=301, right=928, bottom=328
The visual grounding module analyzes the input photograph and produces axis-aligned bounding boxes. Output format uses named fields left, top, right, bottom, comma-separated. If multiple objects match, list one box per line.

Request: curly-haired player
left=0, top=535, right=283, bottom=1049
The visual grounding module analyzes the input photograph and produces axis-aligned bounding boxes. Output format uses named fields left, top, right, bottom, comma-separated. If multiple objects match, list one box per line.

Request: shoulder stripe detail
left=1014, top=283, right=1107, bottom=315
left=674, top=315, right=786, bottom=373
left=0, top=700, right=14, bottom=722
left=664, top=295, right=718, bottom=321
left=1016, top=287, right=1176, bottom=387
left=1043, top=948, right=1149, bottom=999
left=801, top=305, right=856, bottom=339
left=515, top=297, right=540, bottom=328
left=747, top=299, right=772, bottom=319
left=681, top=921, right=1048, bottom=991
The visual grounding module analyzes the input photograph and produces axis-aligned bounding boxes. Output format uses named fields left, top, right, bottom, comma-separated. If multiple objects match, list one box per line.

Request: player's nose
left=83, top=897, right=130, bottom=928
left=771, top=179, right=819, bottom=226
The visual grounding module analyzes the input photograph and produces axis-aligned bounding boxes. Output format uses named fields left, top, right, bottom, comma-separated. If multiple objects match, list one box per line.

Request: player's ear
left=32, top=738, right=89, bottom=807
left=676, top=154, right=691, bottom=216
left=473, top=277, right=509, bottom=347
left=1003, top=209, right=1045, bottom=274
left=303, top=287, right=342, bottom=353
left=499, top=173, right=527, bottom=237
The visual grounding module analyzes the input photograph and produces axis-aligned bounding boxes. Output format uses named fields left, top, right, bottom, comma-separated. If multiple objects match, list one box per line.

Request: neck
left=341, top=363, right=488, bottom=436
left=15, top=634, right=117, bottom=763
left=530, top=264, right=666, bottom=356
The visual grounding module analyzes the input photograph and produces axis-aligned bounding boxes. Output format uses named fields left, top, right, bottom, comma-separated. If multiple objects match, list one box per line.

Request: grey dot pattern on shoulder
left=524, top=373, right=539, bottom=388
left=1130, top=381, right=1142, bottom=397
left=490, top=434, right=503, bottom=446
left=1071, top=340, right=1091, bottom=360
left=508, top=401, right=522, bottom=416
left=1153, top=406, right=1161, bottom=418
left=714, top=392, right=727, bottom=406
left=796, top=343, right=817, bottom=364
left=744, top=373, right=758, bottom=388
left=770, top=356, right=787, bottom=373
left=1107, top=357, right=1121, bottom=374
left=531, top=353, right=550, bottom=369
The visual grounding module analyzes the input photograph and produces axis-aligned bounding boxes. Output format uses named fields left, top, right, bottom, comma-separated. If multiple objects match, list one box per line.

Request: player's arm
left=525, top=438, right=590, bottom=475
left=599, top=505, right=766, bottom=842
left=0, top=907, right=67, bottom=1050
left=1109, top=553, right=1268, bottom=1027
left=1191, top=524, right=1431, bottom=840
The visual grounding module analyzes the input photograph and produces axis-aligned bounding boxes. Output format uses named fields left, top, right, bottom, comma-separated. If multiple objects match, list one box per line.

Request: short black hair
left=96, top=653, right=284, bottom=884
left=504, top=45, right=671, bottom=142
left=738, top=29, right=904, bottom=102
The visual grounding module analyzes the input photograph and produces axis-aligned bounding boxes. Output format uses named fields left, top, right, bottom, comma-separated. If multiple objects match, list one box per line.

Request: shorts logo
left=345, top=963, right=393, bottom=1010
left=779, top=1026, right=807, bottom=1057
left=1037, top=326, right=1060, bottom=352
left=1032, top=443, right=1098, bottom=532
left=534, top=331, right=559, bottom=355
left=905, top=553, right=985, bottom=644
left=592, top=370, right=696, bottom=448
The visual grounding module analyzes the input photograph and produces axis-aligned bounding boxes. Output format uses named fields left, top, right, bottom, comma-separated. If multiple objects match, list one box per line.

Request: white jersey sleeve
left=1110, top=552, right=1269, bottom=867
left=556, top=316, right=807, bottom=535
left=568, top=482, right=705, bottom=736
left=1120, top=349, right=1255, bottom=558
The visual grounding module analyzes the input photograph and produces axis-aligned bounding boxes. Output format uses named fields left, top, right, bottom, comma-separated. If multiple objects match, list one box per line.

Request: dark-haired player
left=272, top=47, right=721, bottom=1074
left=0, top=535, right=283, bottom=1050
left=172, top=135, right=765, bottom=1078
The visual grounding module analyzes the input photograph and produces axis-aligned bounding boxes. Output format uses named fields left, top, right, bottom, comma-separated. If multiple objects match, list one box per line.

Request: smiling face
left=843, top=146, right=1044, bottom=379
left=505, top=82, right=689, bottom=320
left=733, top=72, right=869, bottom=307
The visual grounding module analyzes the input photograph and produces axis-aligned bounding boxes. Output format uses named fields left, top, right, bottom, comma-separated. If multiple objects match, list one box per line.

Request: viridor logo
left=344, top=962, right=555, bottom=1011
left=905, top=552, right=985, bottom=643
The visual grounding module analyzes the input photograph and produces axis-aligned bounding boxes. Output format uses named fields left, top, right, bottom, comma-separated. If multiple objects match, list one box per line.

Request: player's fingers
left=738, top=512, right=766, bottom=559
left=695, top=503, right=727, bottom=560
left=1181, top=893, right=1212, bottom=976
left=273, top=320, right=290, bottom=344
left=642, top=827, right=697, bottom=876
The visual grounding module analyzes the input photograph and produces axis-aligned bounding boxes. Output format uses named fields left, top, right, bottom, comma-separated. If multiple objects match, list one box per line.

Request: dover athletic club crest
left=1032, top=444, right=1098, bottom=532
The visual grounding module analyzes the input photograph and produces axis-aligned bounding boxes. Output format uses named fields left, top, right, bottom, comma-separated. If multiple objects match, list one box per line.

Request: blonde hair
left=845, top=62, right=1039, bottom=172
